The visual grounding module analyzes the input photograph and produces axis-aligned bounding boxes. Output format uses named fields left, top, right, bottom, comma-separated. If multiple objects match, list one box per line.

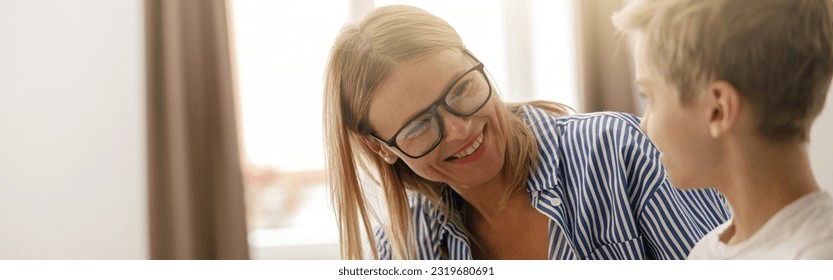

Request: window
left=232, top=0, right=346, bottom=259
left=232, top=0, right=577, bottom=260
left=374, top=0, right=577, bottom=105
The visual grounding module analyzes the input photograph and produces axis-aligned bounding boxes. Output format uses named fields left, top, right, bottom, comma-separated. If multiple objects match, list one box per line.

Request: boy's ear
left=359, top=136, right=399, bottom=164
left=707, top=80, right=741, bottom=139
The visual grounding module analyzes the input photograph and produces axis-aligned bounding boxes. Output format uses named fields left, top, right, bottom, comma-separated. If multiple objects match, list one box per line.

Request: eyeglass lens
left=394, top=68, right=490, bottom=157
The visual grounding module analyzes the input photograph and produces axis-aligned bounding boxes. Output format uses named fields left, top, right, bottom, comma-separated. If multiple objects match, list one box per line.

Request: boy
left=613, top=0, right=833, bottom=259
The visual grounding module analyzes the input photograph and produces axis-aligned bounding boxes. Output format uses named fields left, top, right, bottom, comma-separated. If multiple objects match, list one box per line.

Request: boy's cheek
left=641, top=114, right=668, bottom=153
left=639, top=116, right=650, bottom=135
left=639, top=111, right=655, bottom=139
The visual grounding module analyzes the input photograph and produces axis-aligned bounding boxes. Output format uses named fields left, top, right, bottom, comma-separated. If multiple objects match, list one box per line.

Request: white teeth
left=452, top=133, right=484, bottom=159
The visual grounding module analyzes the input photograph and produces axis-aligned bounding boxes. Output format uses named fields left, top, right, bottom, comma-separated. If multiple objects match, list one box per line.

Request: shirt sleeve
left=616, top=114, right=732, bottom=259
left=638, top=181, right=731, bottom=259
left=795, top=234, right=833, bottom=259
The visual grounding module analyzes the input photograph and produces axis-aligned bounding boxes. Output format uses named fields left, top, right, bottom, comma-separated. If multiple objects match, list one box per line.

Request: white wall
left=809, top=88, right=833, bottom=193
left=0, top=0, right=147, bottom=259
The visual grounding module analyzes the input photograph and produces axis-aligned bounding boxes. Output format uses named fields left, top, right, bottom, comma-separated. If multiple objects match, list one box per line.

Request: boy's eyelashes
left=637, top=90, right=650, bottom=100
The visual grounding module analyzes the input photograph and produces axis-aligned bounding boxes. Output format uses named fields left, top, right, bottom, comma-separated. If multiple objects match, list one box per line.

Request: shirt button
left=549, top=197, right=562, bottom=206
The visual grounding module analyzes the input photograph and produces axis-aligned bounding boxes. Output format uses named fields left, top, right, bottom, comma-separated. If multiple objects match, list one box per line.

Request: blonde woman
left=323, top=5, right=730, bottom=260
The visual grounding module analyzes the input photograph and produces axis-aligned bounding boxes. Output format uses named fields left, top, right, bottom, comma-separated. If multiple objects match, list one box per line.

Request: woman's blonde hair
left=323, top=5, right=569, bottom=259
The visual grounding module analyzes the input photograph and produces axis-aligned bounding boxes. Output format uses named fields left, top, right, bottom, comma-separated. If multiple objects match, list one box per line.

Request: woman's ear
left=359, top=136, right=399, bottom=164
left=707, top=80, right=741, bottom=139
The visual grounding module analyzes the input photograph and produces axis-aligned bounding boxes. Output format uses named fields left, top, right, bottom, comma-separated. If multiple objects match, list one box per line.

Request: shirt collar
left=520, top=104, right=563, bottom=193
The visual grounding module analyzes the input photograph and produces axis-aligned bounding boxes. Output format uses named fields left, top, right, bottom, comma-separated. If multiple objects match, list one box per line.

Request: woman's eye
left=454, top=80, right=470, bottom=96
left=403, top=120, right=430, bottom=139
left=448, top=80, right=470, bottom=104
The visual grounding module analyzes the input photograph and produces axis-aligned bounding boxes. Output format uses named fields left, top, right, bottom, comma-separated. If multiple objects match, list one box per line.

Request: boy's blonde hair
left=613, top=0, right=833, bottom=142
left=323, top=5, right=568, bottom=259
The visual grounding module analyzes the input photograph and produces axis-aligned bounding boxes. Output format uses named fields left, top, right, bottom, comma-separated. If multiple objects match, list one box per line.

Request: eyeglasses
left=369, top=62, right=492, bottom=159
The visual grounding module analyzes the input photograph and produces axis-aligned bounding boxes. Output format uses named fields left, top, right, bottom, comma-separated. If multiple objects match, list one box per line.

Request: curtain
left=144, top=0, right=249, bottom=259
left=575, top=0, right=640, bottom=114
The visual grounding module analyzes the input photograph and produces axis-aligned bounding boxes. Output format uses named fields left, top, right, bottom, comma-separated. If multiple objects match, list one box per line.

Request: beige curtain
left=575, top=0, right=639, bottom=114
left=145, top=0, right=249, bottom=259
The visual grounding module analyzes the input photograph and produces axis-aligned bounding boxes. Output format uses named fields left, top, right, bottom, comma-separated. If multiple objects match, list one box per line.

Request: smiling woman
left=231, top=0, right=581, bottom=260
left=324, top=5, right=733, bottom=260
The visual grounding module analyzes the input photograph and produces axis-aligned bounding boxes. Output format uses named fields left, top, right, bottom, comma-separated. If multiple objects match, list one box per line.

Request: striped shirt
left=374, top=105, right=732, bottom=259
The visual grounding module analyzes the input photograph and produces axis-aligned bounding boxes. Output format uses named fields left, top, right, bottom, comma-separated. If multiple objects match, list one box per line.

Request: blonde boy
left=613, top=0, right=833, bottom=259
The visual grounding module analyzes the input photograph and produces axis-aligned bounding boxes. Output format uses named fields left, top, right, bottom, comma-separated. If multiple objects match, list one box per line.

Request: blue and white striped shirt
left=374, top=105, right=731, bottom=259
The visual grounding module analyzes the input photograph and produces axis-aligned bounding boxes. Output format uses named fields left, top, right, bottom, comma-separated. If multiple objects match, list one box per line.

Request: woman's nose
left=439, top=108, right=470, bottom=142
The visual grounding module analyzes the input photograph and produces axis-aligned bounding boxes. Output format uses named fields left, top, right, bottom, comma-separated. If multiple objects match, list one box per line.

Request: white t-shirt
left=688, top=191, right=833, bottom=259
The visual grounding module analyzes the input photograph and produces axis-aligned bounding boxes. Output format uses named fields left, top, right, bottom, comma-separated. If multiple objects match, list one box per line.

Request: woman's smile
left=445, top=126, right=487, bottom=164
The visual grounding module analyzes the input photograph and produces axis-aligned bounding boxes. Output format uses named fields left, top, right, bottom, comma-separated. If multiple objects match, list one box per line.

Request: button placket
left=549, top=197, right=562, bottom=207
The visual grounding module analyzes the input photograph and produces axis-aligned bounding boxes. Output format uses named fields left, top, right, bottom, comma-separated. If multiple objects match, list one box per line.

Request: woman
left=323, top=5, right=730, bottom=260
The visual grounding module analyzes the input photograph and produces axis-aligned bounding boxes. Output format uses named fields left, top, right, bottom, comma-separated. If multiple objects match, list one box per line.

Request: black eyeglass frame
left=368, top=61, right=492, bottom=159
